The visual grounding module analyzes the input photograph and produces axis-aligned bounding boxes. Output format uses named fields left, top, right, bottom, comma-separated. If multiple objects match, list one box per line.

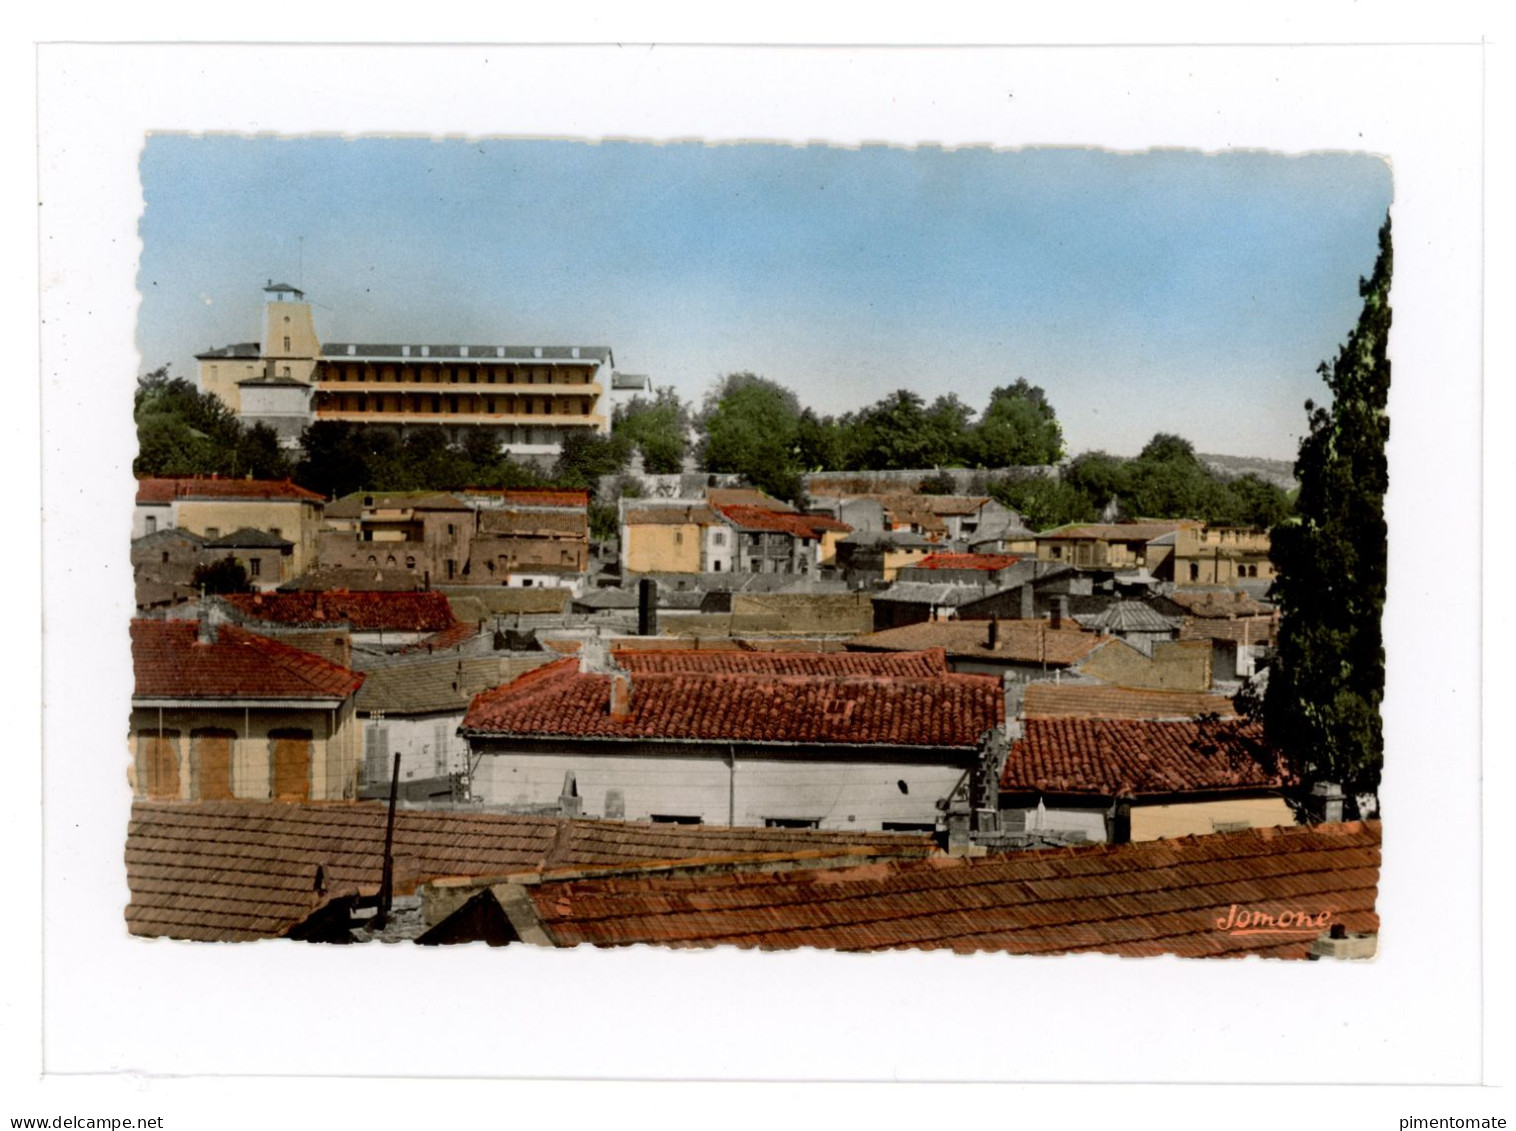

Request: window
left=447, top=523, right=455, bottom=536
left=363, top=725, right=390, bottom=787
left=283, top=336, right=291, bottom=352
left=161, top=551, right=169, bottom=564
left=269, top=729, right=313, bottom=802
left=1189, top=562, right=1201, bottom=581
left=136, top=729, right=181, bottom=800
left=145, top=516, right=157, bottom=535
left=674, top=531, right=684, bottom=545
left=249, top=558, right=261, bottom=578
left=764, top=817, right=820, bottom=829
left=405, top=555, right=417, bottom=570
left=712, top=531, right=726, bottom=546
left=190, top=729, right=236, bottom=801
left=713, top=561, right=722, bottom=572
left=204, top=527, right=219, bottom=539
left=650, top=814, right=703, bottom=825
left=446, top=559, right=456, bottom=580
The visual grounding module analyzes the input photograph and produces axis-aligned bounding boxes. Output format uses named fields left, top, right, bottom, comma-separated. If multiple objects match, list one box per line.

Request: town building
left=197, top=283, right=619, bottom=461
left=1148, top=526, right=1276, bottom=584
left=203, top=528, right=295, bottom=590
left=459, top=648, right=1004, bottom=831
left=220, top=590, right=461, bottom=650
left=131, top=527, right=210, bottom=609
left=129, top=617, right=365, bottom=803
left=896, top=552, right=1024, bottom=587
left=998, top=716, right=1295, bottom=843
left=134, top=476, right=326, bottom=577
left=1034, top=520, right=1200, bottom=573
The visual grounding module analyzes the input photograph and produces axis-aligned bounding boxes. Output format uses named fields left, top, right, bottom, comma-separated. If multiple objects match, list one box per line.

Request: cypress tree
left=1264, top=216, right=1392, bottom=808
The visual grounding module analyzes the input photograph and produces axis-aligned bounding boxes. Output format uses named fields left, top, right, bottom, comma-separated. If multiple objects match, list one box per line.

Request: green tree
left=1264, top=216, right=1391, bottom=804
left=133, top=366, right=256, bottom=477
left=1123, top=432, right=1216, bottom=519
left=1063, top=451, right=1130, bottom=516
left=795, top=408, right=855, bottom=472
left=552, top=430, right=633, bottom=488
left=973, top=379, right=1064, bottom=466
left=613, top=388, right=690, bottom=474
left=988, top=473, right=1095, bottom=530
left=190, top=555, right=251, bottom=595
left=698, top=372, right=804, bottom=500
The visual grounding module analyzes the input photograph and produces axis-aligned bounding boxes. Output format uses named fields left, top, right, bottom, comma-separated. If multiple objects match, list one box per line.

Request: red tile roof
left=848, top=620, right=1105, bottom=666
left=476, top=488, right=591, bottom=508
left=135, top=477, right=325, bottom=504
left=1001, top=717, right=1290, bottom=796
left=462, top=656, right=1003, bottom=747
left=131, top=619, right=365, bottom=701
left=915, top=553, right=1020, bottom=572
left=1022, top=683, right=1239, bottom=721
left=125, top=800, right=933, bottom=941
left=224, top=590, right=457, bottom=632
left=715, top=504, right=850, bottom=539
left=526, top=821, right=1381, bottom=957
left=611, top=648, right=951, bottom=678
left=623, top=505, right=719, bottom=526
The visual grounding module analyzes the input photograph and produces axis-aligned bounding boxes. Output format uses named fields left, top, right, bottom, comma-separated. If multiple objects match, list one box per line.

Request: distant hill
left=1197, top=452, right=1297, bottom=493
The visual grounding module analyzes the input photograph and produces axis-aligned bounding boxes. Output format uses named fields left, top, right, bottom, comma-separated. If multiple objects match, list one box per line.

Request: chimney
left=558, top=771, right=582, bottom=817
left=637, top=578, right=659, bottom=636
left=1051, top=595, right=1070, bottom=630
left=1105, top=796, right=1133, bottom=845
left=196, top=594, right=226, bottom=644
left=987, top=616, right=999, bottom=650
left=609, top=670, right=633, bottom=720
left=1019, top=583, right=1035, bottom=620
left=1309, top=781, right=1345, bottom=824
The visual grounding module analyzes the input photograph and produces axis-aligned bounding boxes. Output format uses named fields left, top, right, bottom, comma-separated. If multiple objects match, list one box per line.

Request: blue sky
left=137, top=137, right=1391, bottom=460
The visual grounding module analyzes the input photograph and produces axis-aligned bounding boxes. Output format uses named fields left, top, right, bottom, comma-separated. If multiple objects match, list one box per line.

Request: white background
left=10, top=4, right=1508, bottom=1127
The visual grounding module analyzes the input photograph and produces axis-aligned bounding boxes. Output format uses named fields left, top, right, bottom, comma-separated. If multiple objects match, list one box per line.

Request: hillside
left=1197, top=452, right=1297, bottom=492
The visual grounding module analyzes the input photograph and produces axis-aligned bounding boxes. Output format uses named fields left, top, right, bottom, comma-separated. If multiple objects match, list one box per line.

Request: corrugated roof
left=527, top=821, right=1380, bottom=957
left=131, top=619, right=364, bottom=701
left=848, top=620, right=1105, bottom=666
left=462, top=656, right=1002, bottom=747
left=124, top=800, right=934, bottom=942
left=1073, top=600, right=1184, bottom=634
left=870, top=582, right=983, bottom=606
left=1001, top=717, right=1290, bottom=796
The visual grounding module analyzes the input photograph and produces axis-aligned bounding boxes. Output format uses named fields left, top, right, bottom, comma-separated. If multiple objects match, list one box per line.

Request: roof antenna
left=298, top=235, right=304, bottom=291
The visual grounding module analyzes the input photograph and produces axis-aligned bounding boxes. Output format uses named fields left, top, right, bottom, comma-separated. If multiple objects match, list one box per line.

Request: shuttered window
left=270, top=730, right=312, bottom=802
left=137, top=730, right=180, bottom=800
left=191, top=730, right=235, bottom=801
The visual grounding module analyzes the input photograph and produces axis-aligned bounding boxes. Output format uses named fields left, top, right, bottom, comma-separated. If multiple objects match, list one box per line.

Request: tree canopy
left=974, top=379, right=1064, bottom=466
left=613, top=388, right=691, bottom=474
left=698, top=372, right=805, bottom=500
left=1264, top=216, right=1391, bottom=804
left=134, top=367, right=293, bottom=480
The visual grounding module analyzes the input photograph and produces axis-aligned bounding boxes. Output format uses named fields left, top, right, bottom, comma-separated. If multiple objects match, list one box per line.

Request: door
left=270, top=730, right=312, bottom=801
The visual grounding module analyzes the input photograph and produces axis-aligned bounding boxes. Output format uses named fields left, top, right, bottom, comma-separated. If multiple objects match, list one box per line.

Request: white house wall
left=471, top=749, right=963, bottom=830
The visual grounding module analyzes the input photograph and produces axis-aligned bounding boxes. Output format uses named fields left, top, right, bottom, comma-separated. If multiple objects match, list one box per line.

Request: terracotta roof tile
left=135, top=477, right=325, bottom=504
left=1001, top=717, right=1290, bottom=796
left=131, top=619, right=364, bottom=701
left=915, top=553, right=1021, bottom=571
left=477, top=509, right=588, bottom=537
left=527, top=821, right=1379, bottom=957
left=1167, top=588, right=1273, bottom=618
left=224, top=590, right=457, bottom=632
left=124, top=800, right=934, bottom=941
left=1023, top=683, right=1239, bottom=721
left=849, top=620, right=1105, bottom=666
left=714, top=504, right=849, bottom=539
left=623, top=505, right=719, bottom=526
left=462, top=655, right=1002, bottom=747
left=612, top=648, right=950, bottom=678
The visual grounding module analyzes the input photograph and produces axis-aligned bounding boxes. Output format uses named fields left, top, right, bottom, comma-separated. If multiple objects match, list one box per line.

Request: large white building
left=199, top=282, right=646, bottom=461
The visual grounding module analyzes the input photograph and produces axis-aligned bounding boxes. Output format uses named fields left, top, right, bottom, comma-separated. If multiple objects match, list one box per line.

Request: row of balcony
left=317, top=377, right=603, bottom=397
left=313, top=409, right=607, bottom=429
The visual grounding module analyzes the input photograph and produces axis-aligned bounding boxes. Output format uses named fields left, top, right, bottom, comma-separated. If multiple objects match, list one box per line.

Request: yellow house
left=1034, top=521, right=1199, bottom=571
left=1155, top=525, right=1275, bottom=584
left=136, top=477, right=326, bottom=578
left=620, top=503, right=719, bottom=574
left=130, top=618, right=365, bottom=802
